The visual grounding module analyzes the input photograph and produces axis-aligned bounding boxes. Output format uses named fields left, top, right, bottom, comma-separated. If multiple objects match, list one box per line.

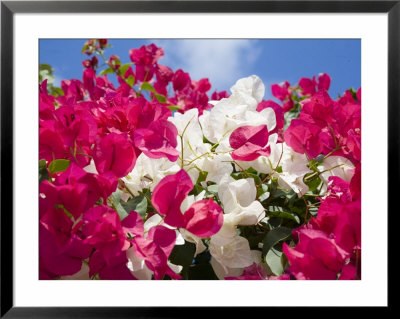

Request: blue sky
left=40, top=39, right=360, bottom=100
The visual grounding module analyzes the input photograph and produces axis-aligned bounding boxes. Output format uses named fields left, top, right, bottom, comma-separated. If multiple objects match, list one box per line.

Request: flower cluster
left=39, top=39, right=361, bottom=280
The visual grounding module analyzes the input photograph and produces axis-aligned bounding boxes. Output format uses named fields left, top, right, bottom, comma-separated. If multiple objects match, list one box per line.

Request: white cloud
left=152, top=39, right=261, bottom=91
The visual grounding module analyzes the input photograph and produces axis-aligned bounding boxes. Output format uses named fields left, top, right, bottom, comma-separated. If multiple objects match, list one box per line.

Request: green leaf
left=267, top=206, right=300, bottom=224
left=39, top=159, right=49, bottom=183
left=39, top=63, right=53, bottom=73
left=110, top=190, right=129, bottom=220
left=48, top=159, right=70, bottom=174
left=120, top=195, right=147, bottom=220
left=247, top=233, right=266, bottom=250
left=262, top=226, right=292, bottom=257
left=126, top=75, right=135, bottom=87
left=265, top=247, right=284, bottom=275
left=234, top=170, right=261, bottom=186
left=50, top=87, right=64, bottom=97
left=187, top=264, right=218, bottom=280
left=267, top=217, right=283, bottom=229
left=196, top=171, right=208, bottom=184
left=206, top=184, right=218, bottom=194
left=167, top=105, right=182, bottom=112
left=169, top=241, right=196, bottom=267
left=305, top=176, right=322, bottom=192
left=140, top=82, right=156, bottom=93
left=81, top=43, right=89, bottom=53
left=309, top=206, right=319, bottom=217
left=55, top=204, right=73, bottom=219
left=257, top=184, right=270, bottom=201
left=118, top=63, right=132, bottom=76
left=154, top=94, right=167, bottom=103
left=99, top=67, right=114, bottom=76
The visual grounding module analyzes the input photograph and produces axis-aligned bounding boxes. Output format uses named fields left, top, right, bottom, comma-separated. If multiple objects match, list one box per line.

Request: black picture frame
left=1, top=0, right=395, bottom=317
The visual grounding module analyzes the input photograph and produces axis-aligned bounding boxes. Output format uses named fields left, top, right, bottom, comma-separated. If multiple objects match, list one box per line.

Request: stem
left=180, top=135, right=184, bottom=168
left=323, top=145, right=342, bottom=160
left=211, top=129, right=233, bottom=151
left=259, top=142, right=284, bottom=186
left=179, top=116, right=195, bottom=169
left=302, top=197, right=310, bottom=225
left=318, top=163, right=345, bottom=175
left=97, top=50, right=132, bottom=87
left=355, top=249, right=360, bottom=280
left=120, top=179, right=136, bottom=198
left=232, top=161, right=252, bottom=178
left=327, top=123, right=338, bottom=148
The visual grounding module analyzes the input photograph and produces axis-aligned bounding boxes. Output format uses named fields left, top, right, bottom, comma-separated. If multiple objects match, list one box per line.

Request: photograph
left=38, top=38, right=361, bottom=281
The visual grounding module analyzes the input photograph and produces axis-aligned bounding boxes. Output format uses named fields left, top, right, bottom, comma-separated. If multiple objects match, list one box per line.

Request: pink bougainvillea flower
left=229, top=124, right=271, bottom=161
left=173, top=69, right=191, bottom=92
left=299, top=76, right=317, bottom=96
left=282, top=99, right=294, bottom=112
left=283, top=228, right=349, bottom=280
left=182, top=199, right=224, bottom=238
left=121, top=210, right=144, bottom=237
left=82, top=205, right=130, bottom=264
left=308, top=193, right=361, bottom=254
left=39, top=180, right=88, bottom=220
left=225, top=263, right=290, bottom=280
left=257, top=100, right=285, bottom=130
left=155, top=64, right=174, bottom=84
left=151, top=169, right=224, bottom=237
left=271, top=81, right=291, bottom=101
left=60, top=79, right=85, bottom=102
left=284, top=119, right=322, bottom=159
left=129, top=43, right=164, bottom=66
left=346, top=129, right=361, bottom=162
left=299, top=91, right=334, bottom=127
left=39, top=80, right=56, bottom=119
left=133, top=119, right=179, bottom=162
left=136, top=99, right=172, bottom=130
left=317, top=73, right=331, bottom=91
left=131, top=224, right=180, bottom=280
left=151, top=169, right=193, bottom=228
left=39, top=127, right=67, bottom=162
left=55, top=162, right=102, bottom=207
left=211, top=90, right=229, bottom=101
left=193, top=78, right=211, bottom=93
left=129, top=43, right=164, bottom=82
left=356, top=87, right=361, bottom=102
left=82, top=67, right=96, bottom=94
left=299, top=73, right=331, bottom=96
left=39, top=222, right=91, bottom=279
left=93, top=132, right=136, bottom=178
left=350, top=164, right=361, bottom=200
left=89, top=249, right=136, bottom=280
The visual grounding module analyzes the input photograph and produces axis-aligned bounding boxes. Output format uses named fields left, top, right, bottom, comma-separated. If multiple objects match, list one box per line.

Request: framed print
left=1, top=0, right=395, bottom=316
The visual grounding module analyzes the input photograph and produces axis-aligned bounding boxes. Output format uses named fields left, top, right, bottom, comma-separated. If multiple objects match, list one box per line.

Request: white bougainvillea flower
left=122, top=153, right=180, bottom=196
left=201, top=152, right=233, bottom=184
left=233, top=133, right=280, bottom=174
left=168, top=108, right=233, bottom=184
left=319, top=155, right=355, bottom=182
left=229, top=75, right=265, bottom=110
left=277, top=143, right=312, bottom=196
left=209, top=235, right=257, bottom=276
left=126, top=247, right=153, bottom=280
left=199, top=75, right=276, bottom=152
left=218, top=174, right=265, bottom=226
left=210, top=250, right=264, bottom=281
left=125, top=213, right=184, bottom=280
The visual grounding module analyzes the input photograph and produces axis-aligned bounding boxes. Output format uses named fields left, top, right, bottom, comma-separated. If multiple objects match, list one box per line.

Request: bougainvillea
left=39, top=39, right=361, bottom=280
